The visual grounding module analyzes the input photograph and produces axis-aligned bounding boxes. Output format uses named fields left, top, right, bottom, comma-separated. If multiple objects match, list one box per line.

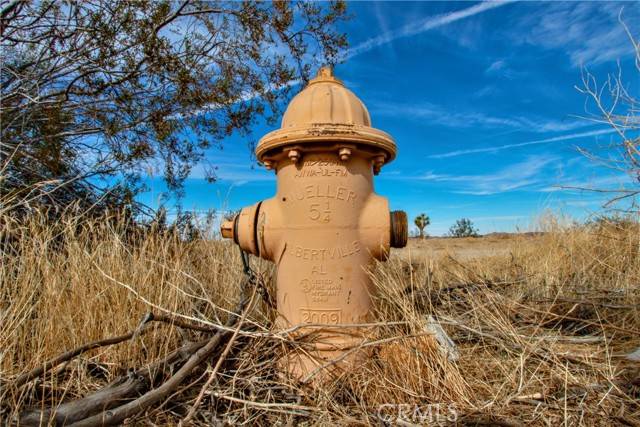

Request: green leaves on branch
left=448, top=218, right=479, bottom=238
left=1, top=0, right=348, bottom=219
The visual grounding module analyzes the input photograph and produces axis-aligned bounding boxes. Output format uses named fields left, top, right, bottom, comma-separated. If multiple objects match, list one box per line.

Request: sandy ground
left=392, top=233, right=542, bottom=261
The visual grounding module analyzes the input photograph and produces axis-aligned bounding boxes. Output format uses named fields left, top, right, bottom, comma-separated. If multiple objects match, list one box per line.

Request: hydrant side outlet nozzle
left=390, top=210, right=408, bottom=248
left=220, top=66, right=407, bottom=381
left=220, top=219, right=234, bottom=240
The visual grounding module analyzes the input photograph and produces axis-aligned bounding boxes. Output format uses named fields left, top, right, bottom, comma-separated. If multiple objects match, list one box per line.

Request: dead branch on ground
left=11, top=279, right=257, bottom=426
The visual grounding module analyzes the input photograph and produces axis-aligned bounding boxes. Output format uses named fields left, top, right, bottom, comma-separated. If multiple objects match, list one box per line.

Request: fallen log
left=68, top=327, right=230, bottom=426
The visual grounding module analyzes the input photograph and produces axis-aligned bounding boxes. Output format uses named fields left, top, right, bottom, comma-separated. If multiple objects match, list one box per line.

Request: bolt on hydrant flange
left=221, top=66, right=408, bottom=382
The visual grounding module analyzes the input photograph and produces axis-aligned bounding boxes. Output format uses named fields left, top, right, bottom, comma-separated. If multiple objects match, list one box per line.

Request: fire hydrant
left=221, top=67, right=407, bottom=379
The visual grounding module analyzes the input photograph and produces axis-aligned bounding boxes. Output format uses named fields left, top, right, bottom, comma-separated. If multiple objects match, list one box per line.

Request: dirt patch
left=393, top=234, right=543, bottom=261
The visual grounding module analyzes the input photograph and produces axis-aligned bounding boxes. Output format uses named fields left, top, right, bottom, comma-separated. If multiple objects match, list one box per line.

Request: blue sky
left=139, top=1, right=639, bottom=236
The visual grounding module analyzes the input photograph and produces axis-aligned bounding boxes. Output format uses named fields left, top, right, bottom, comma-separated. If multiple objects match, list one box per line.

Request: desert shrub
left=448, top=218, right=479, bottom=238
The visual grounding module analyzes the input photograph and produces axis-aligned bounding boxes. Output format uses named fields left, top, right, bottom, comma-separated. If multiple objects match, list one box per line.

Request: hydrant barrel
left=221, top=67, right=407, bottom=380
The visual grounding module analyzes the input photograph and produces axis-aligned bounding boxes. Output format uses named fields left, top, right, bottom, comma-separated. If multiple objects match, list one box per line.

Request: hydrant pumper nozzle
left=221, top=66, right=408, bottom=380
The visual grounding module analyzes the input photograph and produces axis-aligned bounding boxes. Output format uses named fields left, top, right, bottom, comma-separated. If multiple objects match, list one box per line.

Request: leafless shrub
left=574, top=12, right=640, bottom=211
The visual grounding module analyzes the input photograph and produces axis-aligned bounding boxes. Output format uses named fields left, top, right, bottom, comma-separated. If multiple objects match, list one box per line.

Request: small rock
left=625, top=347, right=640, bottom=362
left=424, top=315, right=459, bottom=362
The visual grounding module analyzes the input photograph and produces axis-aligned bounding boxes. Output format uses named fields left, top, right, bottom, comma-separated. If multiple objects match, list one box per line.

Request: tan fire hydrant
left=221, top=67, right=407, bottom=380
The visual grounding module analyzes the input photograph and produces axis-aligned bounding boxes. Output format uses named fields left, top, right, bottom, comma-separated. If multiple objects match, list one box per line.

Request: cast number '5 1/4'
left=309, top=201, right=331, bottom=222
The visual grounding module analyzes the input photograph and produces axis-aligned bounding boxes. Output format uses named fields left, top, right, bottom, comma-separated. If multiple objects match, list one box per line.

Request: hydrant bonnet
left=256, top=67, right=397, bottom=168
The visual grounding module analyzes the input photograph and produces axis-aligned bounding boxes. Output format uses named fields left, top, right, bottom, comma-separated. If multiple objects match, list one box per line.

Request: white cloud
left=474, top=85, right=498, bottom=98
left=485, top=59, right=507, bottom=74
left=539, top=173, right=633, bottom=193
left=188, top=161, right=275, bottom=185
left=420, top=154, right=557, bottom=195
left=428, top=128, right=616, bottom=159
left=372, top=2, right=393, bottom=50
left=508, top=2, right=639, bottom=67
left=372, top=101, right=589, bottom=134
left=343, top=1, right=511, bottom=60
left=484, top=58, right=526, bottom=79
left=173, top=79, right=301, bottom=119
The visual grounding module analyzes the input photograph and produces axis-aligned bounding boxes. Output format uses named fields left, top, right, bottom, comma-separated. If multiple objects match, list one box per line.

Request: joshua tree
left=448, top=218, right=479, bottom=238
left=414, top=213, right=430, bottom=239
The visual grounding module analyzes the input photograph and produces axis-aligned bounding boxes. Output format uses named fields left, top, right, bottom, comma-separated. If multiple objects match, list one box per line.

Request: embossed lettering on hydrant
left=295, top=158, right=347, bottom=178
left=300, top=278, right=341, bottom=302
left=300, top=308, right=341, bottom=324
left=294, top=241, right=360, bottom=260
left=294, top=184, right=357, bottom=204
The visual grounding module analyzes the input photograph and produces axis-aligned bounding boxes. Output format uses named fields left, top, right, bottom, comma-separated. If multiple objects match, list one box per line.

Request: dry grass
left=397, top=232, right=541, bottom=261
left=1, top=212, right=639, bottom=425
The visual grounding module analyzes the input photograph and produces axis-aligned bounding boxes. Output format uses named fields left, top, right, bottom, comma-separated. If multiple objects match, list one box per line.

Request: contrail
left=172, top=79, right=301, bottom=119
left=428, top=128, right=616, bottom=159
left=343, top=1, right=512, bottom=60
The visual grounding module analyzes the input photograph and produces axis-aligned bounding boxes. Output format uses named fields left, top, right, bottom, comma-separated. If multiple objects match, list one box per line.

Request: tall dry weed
left=1, top=212, right=638, bottom=425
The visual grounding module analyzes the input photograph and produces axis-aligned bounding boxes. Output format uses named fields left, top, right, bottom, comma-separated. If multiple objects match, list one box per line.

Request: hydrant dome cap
left=256, top=67, right=397, bottom=164
left=281, top=67, right=371, bottom=128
